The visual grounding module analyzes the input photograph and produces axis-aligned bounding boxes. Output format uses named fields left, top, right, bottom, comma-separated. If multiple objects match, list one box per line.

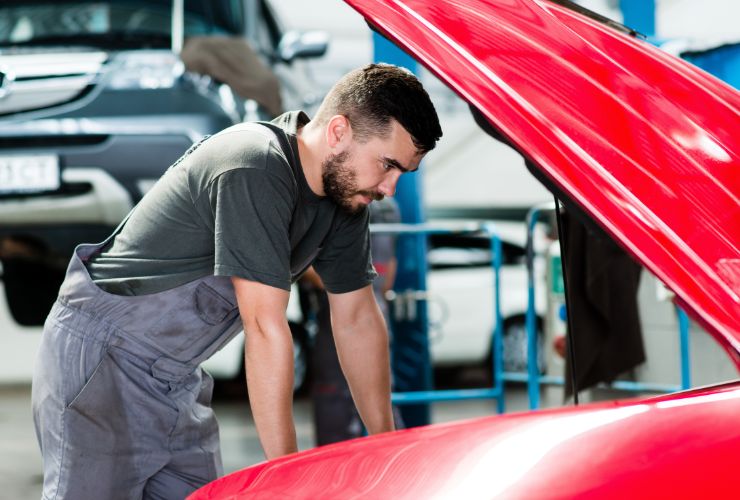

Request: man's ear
left=326, top=115, right=352, bottom=150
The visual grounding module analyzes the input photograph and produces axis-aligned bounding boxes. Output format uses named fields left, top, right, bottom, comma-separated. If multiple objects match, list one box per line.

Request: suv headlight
left=106, top=51, right=184, bottom=90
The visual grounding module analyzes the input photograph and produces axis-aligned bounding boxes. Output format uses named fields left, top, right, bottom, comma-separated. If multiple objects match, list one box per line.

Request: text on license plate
left=0, top=155, right=60, bottom=194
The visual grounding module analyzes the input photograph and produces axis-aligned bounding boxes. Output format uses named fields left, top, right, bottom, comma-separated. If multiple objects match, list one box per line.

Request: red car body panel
left=345, top=0, right=740, bottom=363
left=192, top=0, right=740, bottom=498
left=191, top=382, right=740, bottom=499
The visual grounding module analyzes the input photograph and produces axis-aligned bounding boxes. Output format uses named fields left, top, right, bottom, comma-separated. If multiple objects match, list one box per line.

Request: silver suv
left=0, top=0, right=326, bottom=387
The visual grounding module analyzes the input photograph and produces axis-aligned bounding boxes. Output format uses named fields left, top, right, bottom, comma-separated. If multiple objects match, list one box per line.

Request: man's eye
left=381, top=161, right=392, bottom=171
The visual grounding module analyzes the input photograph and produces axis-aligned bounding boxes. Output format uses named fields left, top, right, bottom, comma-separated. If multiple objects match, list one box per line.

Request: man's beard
left=321, top=150, right=382, bottom=214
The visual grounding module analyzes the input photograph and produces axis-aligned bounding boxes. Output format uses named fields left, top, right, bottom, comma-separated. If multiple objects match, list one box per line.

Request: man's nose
left=378, top=170, right=402, bottom=197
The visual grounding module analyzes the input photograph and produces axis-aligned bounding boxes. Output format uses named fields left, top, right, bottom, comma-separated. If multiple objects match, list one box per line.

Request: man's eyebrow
left=383, top=156, right=416, bottom=173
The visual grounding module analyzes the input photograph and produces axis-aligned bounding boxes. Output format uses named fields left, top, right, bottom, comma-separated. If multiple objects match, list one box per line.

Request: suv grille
left=0, top=51, right=107, bottom=115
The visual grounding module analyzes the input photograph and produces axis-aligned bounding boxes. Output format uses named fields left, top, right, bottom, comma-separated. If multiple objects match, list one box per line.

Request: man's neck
left=296, top=124, right=326, bottom=197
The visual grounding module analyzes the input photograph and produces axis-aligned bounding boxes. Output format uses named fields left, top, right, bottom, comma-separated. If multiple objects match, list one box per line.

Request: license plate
left=0, top=154, right=60, bottom=194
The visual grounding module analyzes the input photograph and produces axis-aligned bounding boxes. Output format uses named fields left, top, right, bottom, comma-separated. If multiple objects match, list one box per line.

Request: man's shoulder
left=214, top=110, right=306, bottom=147
left=216, top=122, right=282, bottom=144
left=209, top=122, right=285, bottom=163
left=185, top=123, right=295, bottom=187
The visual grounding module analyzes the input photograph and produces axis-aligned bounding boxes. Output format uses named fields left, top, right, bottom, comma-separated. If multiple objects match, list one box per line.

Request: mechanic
left=31, top=63, right=442, bottom=499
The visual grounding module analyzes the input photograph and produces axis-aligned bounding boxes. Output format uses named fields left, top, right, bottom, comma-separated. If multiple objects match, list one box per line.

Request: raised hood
left=346, top=0, right=740, bottom=362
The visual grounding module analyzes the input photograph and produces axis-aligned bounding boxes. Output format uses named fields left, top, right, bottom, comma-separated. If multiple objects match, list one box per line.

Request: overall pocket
left=147, top=280, right=239, bottom=360
left=62, top=349, right=164, bottom=463
left=65, top=350, right=114, bottom=411
left=195, top=281, right=236, bottom=325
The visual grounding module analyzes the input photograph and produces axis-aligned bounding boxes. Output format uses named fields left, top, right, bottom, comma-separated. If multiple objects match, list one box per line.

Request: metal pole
left=244, top=0, right=258, bottom=43
left=490, top=231, right=505, bottom=413
left=488, top=226, right=505, bottom=414
left=677, top=306, right=692, bottom=390
left=525, top=206, right=541, bottom=409
left=171, top=0, right=184, bottom=55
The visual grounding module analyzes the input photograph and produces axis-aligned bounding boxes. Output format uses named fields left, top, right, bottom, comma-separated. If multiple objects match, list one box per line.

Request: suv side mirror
left=277, top=30, right=330, bottom=62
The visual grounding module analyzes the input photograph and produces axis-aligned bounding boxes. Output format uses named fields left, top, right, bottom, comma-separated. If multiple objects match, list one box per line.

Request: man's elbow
left=242, top=312, right=288, bottom=341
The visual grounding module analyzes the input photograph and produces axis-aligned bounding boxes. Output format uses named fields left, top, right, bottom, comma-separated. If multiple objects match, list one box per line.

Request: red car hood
left=350, top=0, right=740, bottom=362
left=192, top=382, right=740, bottom=499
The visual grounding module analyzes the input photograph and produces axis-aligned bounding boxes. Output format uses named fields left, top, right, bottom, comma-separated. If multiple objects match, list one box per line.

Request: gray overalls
left=32, top=218, right=243, bottom=499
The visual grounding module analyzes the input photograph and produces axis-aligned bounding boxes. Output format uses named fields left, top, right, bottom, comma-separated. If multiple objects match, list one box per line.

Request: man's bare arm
left=327, top=285, right=394, bottom=435
left=231, top=276, right=296, bottom=459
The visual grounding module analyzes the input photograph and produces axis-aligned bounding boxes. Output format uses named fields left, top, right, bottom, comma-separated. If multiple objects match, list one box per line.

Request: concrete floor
left=1, top=371, right=550, bottom=500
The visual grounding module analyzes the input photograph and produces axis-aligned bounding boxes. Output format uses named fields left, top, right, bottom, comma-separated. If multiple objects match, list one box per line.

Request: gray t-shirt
left=87, top=111, right=375, bottom=295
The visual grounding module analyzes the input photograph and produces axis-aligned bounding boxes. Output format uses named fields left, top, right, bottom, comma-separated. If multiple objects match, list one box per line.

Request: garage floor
left=2, top=372, right=557, bottom=499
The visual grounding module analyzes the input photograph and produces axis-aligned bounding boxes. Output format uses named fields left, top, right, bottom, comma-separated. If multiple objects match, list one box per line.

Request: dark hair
left=314, top=63, right=442, bottom=154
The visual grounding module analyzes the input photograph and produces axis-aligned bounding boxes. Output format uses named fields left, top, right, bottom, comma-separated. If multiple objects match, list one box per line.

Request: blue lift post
left=373, top=32, right=433, bottom=427
left=620, top=0, right=655, bottom=38
left=677, top=307, right=692, bottom=390
left=682, top=44, right=740, bottom=90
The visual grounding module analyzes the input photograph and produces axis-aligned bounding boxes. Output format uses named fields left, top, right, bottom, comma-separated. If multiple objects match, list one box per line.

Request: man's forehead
left=382, top=120, right=423, bottom=166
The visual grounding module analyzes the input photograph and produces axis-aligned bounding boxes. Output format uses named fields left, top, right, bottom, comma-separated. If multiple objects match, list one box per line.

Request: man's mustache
left=357, top=191, right=384, bottom=202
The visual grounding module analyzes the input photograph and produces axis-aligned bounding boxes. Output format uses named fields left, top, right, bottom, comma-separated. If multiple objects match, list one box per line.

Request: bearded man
left=32, top=63, right=442, bottom=499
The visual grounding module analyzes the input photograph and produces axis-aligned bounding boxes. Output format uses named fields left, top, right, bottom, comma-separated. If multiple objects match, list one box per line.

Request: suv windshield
left=0, top=0, right=244, bottom=48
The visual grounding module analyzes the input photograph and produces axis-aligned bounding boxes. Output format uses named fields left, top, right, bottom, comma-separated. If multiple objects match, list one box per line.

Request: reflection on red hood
left=191, top=382, right=740, bottom=498
left=347, top=0, right=740, bottom=362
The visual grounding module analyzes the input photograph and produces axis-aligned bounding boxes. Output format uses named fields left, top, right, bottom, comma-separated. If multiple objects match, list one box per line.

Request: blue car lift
left=372, top=222, right=507, bottom=415
left=377, top=211, right=692, bottom=417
